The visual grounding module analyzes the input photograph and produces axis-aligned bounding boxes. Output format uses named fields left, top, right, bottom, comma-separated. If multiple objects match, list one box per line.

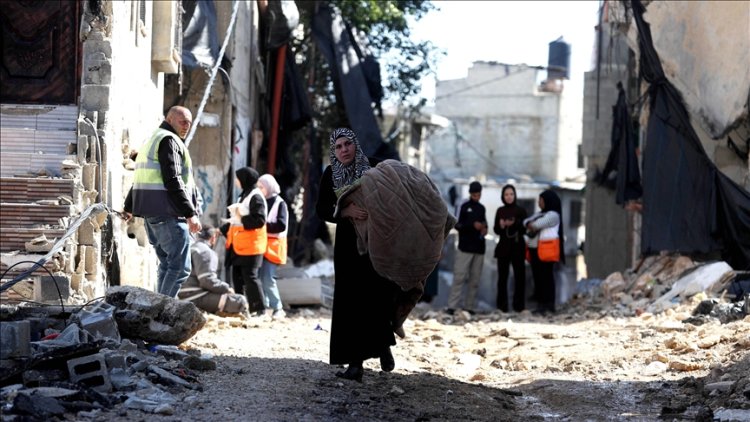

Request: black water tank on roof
left=548, top=37, right=571, bottom=80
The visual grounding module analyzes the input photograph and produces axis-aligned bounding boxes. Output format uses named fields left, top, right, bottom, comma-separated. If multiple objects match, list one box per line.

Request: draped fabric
left=632, top=0, right=750, bottom=270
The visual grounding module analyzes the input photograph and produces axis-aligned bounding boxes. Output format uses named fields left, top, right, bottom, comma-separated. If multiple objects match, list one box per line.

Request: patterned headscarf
left=329, top=127, right=371, bottom=191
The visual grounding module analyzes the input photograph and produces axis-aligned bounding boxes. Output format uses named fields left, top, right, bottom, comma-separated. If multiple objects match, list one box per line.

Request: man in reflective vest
left=124, top=106, right=202, bottom=297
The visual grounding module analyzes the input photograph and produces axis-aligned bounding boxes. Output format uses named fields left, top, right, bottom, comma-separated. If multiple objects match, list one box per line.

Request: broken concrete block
left=78, top=219, right=97, bottom=246
left=84, top=245, right=99, bottom=274
left=67, top=353, right=112, bottom=392
left=25, top=234, right=54, bottom=253
left=0, top=320, right=31, bottom=359
left=78, top=301, right=121, bottom=342
left=82, top=163, right=97, bottom=191
left=33, top=275, right=71, bottom=303
left=105, top=286, right=206, bottom=345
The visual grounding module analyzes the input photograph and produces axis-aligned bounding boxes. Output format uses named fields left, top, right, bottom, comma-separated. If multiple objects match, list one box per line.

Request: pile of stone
left=0, top=286, right=214, bottom=419
left=570, top=253, right=745, bottom=317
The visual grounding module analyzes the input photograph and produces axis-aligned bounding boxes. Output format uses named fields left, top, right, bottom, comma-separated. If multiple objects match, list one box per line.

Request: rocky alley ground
left=88, top=296, right=750, bottom=422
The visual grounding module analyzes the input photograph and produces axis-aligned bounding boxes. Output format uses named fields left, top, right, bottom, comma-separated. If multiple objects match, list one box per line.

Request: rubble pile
left=0, top=286, right=214, bottom=420
left=569, top=254, right=742, bottom=316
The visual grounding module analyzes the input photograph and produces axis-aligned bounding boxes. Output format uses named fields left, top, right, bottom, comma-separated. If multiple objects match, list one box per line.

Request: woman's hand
left=342, top=203, right=368, bottom=220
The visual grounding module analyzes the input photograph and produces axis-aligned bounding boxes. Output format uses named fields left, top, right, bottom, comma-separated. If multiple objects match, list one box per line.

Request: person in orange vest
left=221, top=167, right=267, bottom=316
left=258, top=173, right=288, bottom=319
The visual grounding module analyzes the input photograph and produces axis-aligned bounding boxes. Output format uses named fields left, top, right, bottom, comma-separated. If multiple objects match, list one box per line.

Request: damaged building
left=0, top=0, right=276, bottom=302
left=583, top=0, right=750, bottom=278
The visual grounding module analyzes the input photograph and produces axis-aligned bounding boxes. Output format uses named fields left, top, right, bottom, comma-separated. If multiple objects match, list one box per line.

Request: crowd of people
left=123, top=105, right=565, bottom=382
left=447, top=180, right=565, bottom=316
left=123, top=106, right=288, bottom=320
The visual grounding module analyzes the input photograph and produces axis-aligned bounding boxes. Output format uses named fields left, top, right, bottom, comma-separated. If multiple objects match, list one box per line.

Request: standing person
left=179, top=226, right=249, bottom=315
left=257, top=173, right=288, bottom=319
left=447, top=181, right=488, bottom=314
left=493, top=184, right=528, bottom=312
left=222, top=167, right=267, bottom=316
left=524, top=190, right=564, bottom=315
left=123, top=106, right=202, bottom=298
left=316, top=127, right=400, bottom=382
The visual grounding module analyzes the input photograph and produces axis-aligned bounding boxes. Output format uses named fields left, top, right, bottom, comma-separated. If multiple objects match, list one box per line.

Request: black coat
left=316, top=162, right=397, bottom=365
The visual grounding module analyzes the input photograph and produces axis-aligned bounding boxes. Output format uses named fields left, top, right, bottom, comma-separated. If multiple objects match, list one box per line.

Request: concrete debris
left=24, top=234, right=55, bottom=252
left=105, top=285, right=206, bottom=345
left=0, top=295, right=209, bottom=419
left=571, top=255, right=743, bottom=320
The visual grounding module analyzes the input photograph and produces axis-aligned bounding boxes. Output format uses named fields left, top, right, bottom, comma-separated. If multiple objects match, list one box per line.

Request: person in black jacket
left=220, top=167, right=267, bottom=316
left=493, top=184, right=528, bottom=312
left=447, top=181, right=488, bottom=314
left=123, top=106, right=202, bottom=298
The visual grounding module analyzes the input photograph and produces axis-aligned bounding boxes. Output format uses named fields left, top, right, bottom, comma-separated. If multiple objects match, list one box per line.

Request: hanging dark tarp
left=182, top=0, right=220, bottom=69
left=632, top=0, right=750, bottom=270
left=311, top=3, right=398, bottom=160
left=266, top=0, right=299, bottom=49
left=597, top=82, right=643, bottom=205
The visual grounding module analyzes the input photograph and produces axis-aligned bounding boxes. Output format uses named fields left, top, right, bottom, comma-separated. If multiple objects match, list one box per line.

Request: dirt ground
left=85, top=294, right=750, bottom=422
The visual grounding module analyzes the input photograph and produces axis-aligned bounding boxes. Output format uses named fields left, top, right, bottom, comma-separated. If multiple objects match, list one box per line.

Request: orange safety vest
left=264, top=196, right=288, bottom=265
left=226, top=224, right=267, bottom=256
left=225, top=190, right=267, bottom=256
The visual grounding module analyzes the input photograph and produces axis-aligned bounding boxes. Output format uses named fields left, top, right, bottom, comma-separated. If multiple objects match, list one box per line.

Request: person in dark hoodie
left=123, top=106, right=202, bottom=298
left=221, top=167, right=267, bottom=316
left=493, top=184, right=528, bottom=312
left=523, top=189, right=564, bottom=315
left=447, top=181, right=488, bottom=314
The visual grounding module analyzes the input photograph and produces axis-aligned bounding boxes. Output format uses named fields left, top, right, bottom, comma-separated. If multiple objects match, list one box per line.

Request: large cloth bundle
left=335, top=159, right=456, bottom=291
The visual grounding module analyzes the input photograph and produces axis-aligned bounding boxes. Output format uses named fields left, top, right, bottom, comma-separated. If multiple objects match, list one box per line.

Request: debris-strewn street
left=3, top=277, right=748, bottom=421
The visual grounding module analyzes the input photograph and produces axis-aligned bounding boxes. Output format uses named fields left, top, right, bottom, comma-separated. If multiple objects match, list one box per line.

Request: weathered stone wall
left=83, top=1, right=168, bottom=290
left=639, top=2, right=750, bottom=140
left=581, top=61, right=633, bottom=279
left=429, top=62, right=573, bottom=191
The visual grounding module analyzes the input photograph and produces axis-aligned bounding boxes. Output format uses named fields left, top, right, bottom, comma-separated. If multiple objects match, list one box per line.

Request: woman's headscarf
left=329, top=127, right=371, bottom=191
left=540, top=189, right=565, bottom=263
left=497, top=184, right=521, bottom=220
left=258, top=174, right=281, bottom=199
left=235, top=167, right=259, bottom=201
left=501, top=184, right=517, bottom=206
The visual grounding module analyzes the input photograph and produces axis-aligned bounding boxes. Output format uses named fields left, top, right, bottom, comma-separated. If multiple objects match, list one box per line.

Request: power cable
left=435, top=63, right=547, bottom=101
left=1, top=260, right=65, bottom=316
left=185, top=0, right=240, bottom=148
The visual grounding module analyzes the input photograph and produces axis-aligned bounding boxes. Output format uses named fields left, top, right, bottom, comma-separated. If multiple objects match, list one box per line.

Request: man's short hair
left=196, top=225, right=217, bottom=240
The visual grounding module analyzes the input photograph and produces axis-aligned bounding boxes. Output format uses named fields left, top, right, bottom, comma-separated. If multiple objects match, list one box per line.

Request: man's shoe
left=272, top=309, right=286, bottom=319
left=380, top=347, right=395, bottom=372
left=445, top=308, right=455, bottom=315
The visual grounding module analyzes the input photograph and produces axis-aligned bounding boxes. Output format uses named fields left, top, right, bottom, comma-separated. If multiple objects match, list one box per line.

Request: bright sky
left=411, top=1, right=602, bottom=104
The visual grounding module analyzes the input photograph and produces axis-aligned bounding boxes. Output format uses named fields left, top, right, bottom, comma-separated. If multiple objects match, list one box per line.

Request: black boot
left=336, top=361, right=363, bottom=382
left=380, top=347, right=395, bottom=372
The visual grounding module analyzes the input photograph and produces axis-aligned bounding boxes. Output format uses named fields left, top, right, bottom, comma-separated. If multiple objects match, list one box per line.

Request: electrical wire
left=0, top=260, right=65, bottom=315
left=184, top=0, right=240, bottom=148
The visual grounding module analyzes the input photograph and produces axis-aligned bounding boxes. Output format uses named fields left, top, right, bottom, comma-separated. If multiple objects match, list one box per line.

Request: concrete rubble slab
left=105, top=286, right=206, bottom=345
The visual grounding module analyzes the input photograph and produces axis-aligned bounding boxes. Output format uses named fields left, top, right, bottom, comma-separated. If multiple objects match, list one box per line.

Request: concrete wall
left=640, top=2, right=750, bottom=140
left=428, top=62, right=573, bottom=190
left=88, top=1, right=167, bottom=290
left=580, top=57, right=633, bottom=278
